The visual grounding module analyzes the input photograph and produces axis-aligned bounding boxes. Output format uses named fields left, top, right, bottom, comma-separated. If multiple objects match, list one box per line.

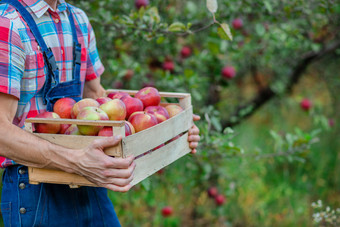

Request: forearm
left=0, top=121, right=76, bottom=172
left=83, top=77, right=106, bottom=99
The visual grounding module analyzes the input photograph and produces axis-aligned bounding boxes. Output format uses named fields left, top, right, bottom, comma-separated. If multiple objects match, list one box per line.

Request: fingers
left=105, top=155, right=135, bottom=169
left=188, top=125, right=200, bottom=137
left=193, top=114, right=201, bottom=121
left=91, top=135, right=122, bottom=150
left=105, top=183, right=133, bottom=193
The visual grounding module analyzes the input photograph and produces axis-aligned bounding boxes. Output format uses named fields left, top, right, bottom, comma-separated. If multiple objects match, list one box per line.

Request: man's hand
left=72, top=135, right=136, bottom=192
left=188, top=114, right=201, bottom=154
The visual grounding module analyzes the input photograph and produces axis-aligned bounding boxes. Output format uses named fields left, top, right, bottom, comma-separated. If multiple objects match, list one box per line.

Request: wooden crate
left=24, top=89, right=193, bottom=188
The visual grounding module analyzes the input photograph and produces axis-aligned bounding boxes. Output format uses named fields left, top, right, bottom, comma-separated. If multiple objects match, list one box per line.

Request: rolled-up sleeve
left=0, top=16, right=25, bottom=99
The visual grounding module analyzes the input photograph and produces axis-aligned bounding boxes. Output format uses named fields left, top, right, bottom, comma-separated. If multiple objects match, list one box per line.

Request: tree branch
left=222, top=39, right=340, bottom=129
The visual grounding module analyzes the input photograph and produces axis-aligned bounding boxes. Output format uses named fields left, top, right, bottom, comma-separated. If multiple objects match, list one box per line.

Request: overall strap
left=1, top=0, right=59, bottom=104
left=67, top=4, right=81, bottom=82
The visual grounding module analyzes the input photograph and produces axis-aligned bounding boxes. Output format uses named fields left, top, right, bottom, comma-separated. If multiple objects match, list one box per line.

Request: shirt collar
left=22, top=0, right=68, bottom=18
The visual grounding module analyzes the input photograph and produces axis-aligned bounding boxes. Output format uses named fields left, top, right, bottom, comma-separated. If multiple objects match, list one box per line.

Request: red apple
left=98, top=127, right=113, bottom=137
left=128, top=112, right=158, bottom=132
left=232, top=18, right=243, bottom=30
left=152, top=143, right=165, bottom=151
left=161, top=206, right=173, bottom=217
left=64, top=124, right=81, bottom=135
left=59, top=124, right=71, bottom=134
left=165, top=135, right=181, bottom=145
left=71, top=98, right=100, bottom=119
left=53, top=98, right=76, bottom=119
left=121, top=96, right=144, bottom=119
left=135, top=87, right=161, bottom=108
left=144, top=106, right=169, bottom=123
left=112, top=81, right=123, bottom=89
left=135, top=0, right=149, bottom=9
left=96, top=97, right=112, bottom=105
left=207, top=187, right=218, bottom=198
left=215, top=194, right=226, bottom=206
left=100, top=99, right=127, bottom=120
left=128, top=111, right=145, bottom=122
left=125, top=121, right=135, bottom=136
left=162, top=60, right=174, bottom=72
left=76, top=107, right=109, bottom=136
left=329, top=118, right=335, bottom=127
left=165, top=104, right=183, bottom=118
left=300, top=98, right=312, bottom=111
left=34, top=112, right=61, bottom=134
left=107, top=92, right=130, bottom=100
left=222, top=66, right=236, bottom=79
left=124, top=69, right=134, bottom=80
left=181, top=46, right=192, bottom=58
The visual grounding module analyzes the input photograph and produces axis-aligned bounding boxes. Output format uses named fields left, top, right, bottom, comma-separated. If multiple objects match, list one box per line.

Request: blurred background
left=2, top=0, right=340, bottom=226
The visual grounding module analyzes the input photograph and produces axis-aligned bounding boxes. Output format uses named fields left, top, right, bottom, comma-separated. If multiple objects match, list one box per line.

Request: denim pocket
left=1, top=202, right=11, bottom=227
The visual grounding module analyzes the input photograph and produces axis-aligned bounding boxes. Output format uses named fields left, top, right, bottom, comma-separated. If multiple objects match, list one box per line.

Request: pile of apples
left=33, top=87, right=184, bottom=137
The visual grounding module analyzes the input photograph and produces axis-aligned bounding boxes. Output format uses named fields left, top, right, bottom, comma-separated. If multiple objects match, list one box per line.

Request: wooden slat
left=25, top=118, right=125, bottom=127
left=130, top=132, right=191, bottom=186
left=106, top=89, right=191, bottom=99
left=33, top=134, right=123, bottom=157
left=122, top=106, right=193, bottom=157
left=28, top=167, right=95, bottom=187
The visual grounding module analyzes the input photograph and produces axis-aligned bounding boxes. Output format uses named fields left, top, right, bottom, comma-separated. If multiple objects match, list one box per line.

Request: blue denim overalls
left=0, top=0, right=121, bottom=226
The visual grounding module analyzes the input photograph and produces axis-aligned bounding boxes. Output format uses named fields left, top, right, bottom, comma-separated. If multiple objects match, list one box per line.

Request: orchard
left=1, top=0, right=340, bottom=226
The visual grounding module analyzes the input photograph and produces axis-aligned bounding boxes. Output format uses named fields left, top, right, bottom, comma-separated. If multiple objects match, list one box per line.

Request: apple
left=128, top=112, right=158, bottom=133
left=162, top=60, right=174, bottom=72
left=128, top=111, right=145, bottom=122
left=64, top=124, right=81, bottom=135
left=135, top=0, right=149, bottom=9
left=125, top=121, right=135, bottom=136
left=76, top=107, right=109, bottom=136
left=329, top=118, right=335, bottom=127
left=135, top=87, right=161, bottom=108
left=98, top=127, right=113, bottom=137
left=59, top=124, right=71, bottom=134
left=207, top=187, right=218, bottom=198
left=300, top=98, right=312, bottom=111
left=165, top=104, right=183, bottom=118
left=232, top=18, right=243, bottom=30
left=34, top=112, right=61, bottom=134
left=120, top=96, right=144, bottom=119
left=180, top=46, right=192, bottom=58
left=165, top=135, right=181, bottom=145
left=112, top=81, right=123, bottom=89
left=157, top=168, right=165, bottom=175
left=96, top=97, right=112, bottom=105
left=53, top=97, right=76, bottom=119
left=215, top=194, right=226, bottom=206
left=144, top=106, right=169, bottom=123
left=161, top=206, right=173, bottom=217
left=100, top=99, right=127, bottom=120
left=151, top=143, right=165, bottom=151
left=107, top=91, right=130, bottom=100
left=71, top=98, right=100, bottom=119
left=222, top=66, right=236, bottom=79
left=124, top=69, right=134, bottom=80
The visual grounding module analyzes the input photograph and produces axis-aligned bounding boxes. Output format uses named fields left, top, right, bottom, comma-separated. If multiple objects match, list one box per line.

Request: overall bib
left=0, top=1, right=121, bottom=226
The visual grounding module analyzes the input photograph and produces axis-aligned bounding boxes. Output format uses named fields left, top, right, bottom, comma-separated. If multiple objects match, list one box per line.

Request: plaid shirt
left=0, top=0, right=105, bottom=167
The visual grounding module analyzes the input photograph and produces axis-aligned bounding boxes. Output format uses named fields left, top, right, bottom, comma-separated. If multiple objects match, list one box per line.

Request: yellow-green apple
left=96, top=97, right=112, bottom=105
left=135, top=87, right=161, bottom=108
left=76, top=107, right=109, bottom=136
left=165, top=104, right=184, bottom=118
left=107, top=91, right=130, bottom=100
left=144, top=106, right=169, bottom=123
left=34, top=112, right=61, bottom=134
left=53, top=97, right=76, bottom=119
left=128, top=112, right=158, bottom=132
left=121, top=96, right=144, bottom=119
left=59, top=124, right=71, bottom=134
left=99, top=99, right=127, bottom=120
left=125, top=121, right=135, bottom=136
left=71, top=98, right=100, bottom=119
left=64, top=124, right=81, bottom=135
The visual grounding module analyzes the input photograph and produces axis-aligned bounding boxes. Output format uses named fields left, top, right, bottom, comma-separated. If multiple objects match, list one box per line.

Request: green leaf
left=206, top=0, right=218, bottom=13
left=255, top=23, right=266, bottom=36
left=147, top=7, right=160, bottom=23
left=168, top=22, right=186, bottom=32
left=217, top=23, right=233, bottom=41
left=264, top=1, right=273, bottom=13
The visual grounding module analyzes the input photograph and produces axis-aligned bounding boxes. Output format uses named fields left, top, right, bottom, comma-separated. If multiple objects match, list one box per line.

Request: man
left=0, top=0, right=200, bottom=226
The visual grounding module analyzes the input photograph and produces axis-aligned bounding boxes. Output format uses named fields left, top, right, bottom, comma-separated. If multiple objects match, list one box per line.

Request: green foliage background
left=71, top=0, right=340, bottom=226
